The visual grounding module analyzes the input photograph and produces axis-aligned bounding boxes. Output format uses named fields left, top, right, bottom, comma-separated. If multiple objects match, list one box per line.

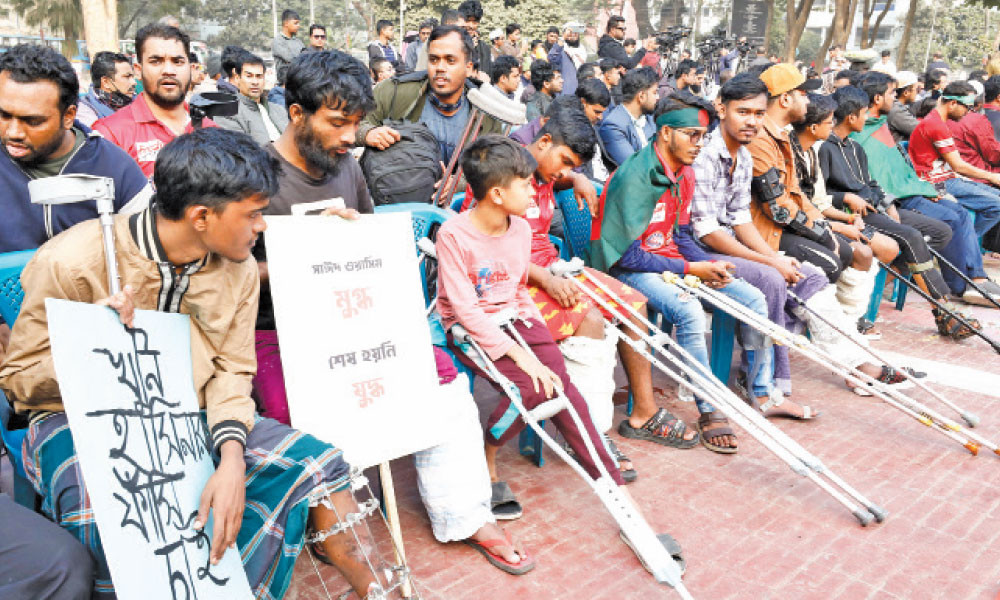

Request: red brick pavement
left=289, top=290, right=1000, bottom=600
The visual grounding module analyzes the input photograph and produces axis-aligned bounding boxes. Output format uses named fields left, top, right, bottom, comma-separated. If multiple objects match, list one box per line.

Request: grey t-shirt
left=418, top=95, right=470, bottom=165
left=254, top=143, right=374, bottom=329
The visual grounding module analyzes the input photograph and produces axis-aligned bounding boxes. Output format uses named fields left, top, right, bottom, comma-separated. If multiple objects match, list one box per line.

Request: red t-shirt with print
left=908, top=109, right=958, bottom=184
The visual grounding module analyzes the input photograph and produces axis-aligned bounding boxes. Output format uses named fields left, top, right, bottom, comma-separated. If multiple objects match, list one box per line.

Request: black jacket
left=597, top=34, right=646, bottom=69
left=817, top=133, right=890, bottom=209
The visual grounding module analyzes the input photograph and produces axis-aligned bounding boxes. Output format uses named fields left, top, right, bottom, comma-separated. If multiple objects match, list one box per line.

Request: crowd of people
left=1, top=5, right=999, bottom=599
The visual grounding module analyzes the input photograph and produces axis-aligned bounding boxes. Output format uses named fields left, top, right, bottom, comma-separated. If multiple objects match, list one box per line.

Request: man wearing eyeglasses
left=308, top=24, right=327, bottom=51
left=597, top=15, right=652, bottom=70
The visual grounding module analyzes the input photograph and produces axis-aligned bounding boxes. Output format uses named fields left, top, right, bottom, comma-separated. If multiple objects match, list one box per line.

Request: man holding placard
left=253, top=50, right=531, bottom=574
left=0, top=128, right=384, bottom=599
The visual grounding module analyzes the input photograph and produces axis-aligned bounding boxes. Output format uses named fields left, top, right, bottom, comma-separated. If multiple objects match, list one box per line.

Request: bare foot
left=468, top=523, right=526, bottom=564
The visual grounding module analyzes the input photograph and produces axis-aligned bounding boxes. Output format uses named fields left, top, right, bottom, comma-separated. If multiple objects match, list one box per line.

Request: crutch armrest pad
left=550, top=258, right=585, bottom=278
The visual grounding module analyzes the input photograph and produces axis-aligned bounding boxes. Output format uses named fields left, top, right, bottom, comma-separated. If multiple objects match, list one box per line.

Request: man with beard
left=77, top=51, right=135, bottom=126
left=94, top=23, right=212, bottom=178
left=598, top=66, right=659, bottom=167
left=251, top=51, right=532, bottom=572
left=597, top=16, right=651, bottom=70
left=358, top=25, right=504, bottom=164
left=547, top=21, right=587, bottom=95
left=214, top=53, right=289, bottom=146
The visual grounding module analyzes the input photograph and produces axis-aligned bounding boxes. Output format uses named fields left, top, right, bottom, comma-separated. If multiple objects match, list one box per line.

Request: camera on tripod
left=654, top=25, right=691, bottom=55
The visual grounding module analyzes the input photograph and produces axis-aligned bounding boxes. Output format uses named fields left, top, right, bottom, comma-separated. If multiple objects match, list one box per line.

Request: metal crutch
left=925, top=244, right=1000, bottom=312
left=450, top=314, right=693, bottom=598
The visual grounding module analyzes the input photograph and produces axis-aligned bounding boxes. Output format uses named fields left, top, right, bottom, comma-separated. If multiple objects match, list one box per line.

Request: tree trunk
left=860, top=0, right=872, bottom=48
left=815, top=0, right=857, bottom=66
left=865, top=0, right=892, bottom=47
left=80, top=0, right=118, bottom=55
left=633, top=0, right=655, bottom=37
left=783, top=0, right=816, bottom=62
left=763, top=0, right=775, bottom=51
left=897, top=0, right=919, bottom=69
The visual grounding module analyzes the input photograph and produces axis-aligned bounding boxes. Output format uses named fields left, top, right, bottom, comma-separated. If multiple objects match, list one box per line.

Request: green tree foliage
left=11, top=0, right=83, bottom=55
left=901, top=0, right=993, bottom=71
left=118, top=0, right=200, bottom=39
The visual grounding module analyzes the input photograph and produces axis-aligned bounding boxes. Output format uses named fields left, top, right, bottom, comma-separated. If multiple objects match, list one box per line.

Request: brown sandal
left=934, top=308, right=981, bottom=341
left=696, top=413, right=738, bottom=454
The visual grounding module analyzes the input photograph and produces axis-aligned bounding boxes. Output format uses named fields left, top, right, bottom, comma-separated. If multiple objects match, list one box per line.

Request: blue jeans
left=943, top=177, right=1000, bottom=238
left=615, top=270, right=774, bottom=414
left=899, top=194, right=987, bottom=295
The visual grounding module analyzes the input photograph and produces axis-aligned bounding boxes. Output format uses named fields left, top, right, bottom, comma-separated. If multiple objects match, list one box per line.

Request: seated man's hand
left=96, top=285, right=136, bottom=328
left=768, top=254, right=803, bottom=284
left=570, top=173, right=599, bottom=217
left=831, top=221, right=863, bottom=241
left=365, top=126, right=401, bottom=150
left=688, top=261, right=732, bottom=286
left=544, top=274, right=582, bottom=308
left=196, top=440, right=246, bottom=565
left=320, top=206, right=361, bottom=220
left=842, top=193, right=875, bottom=215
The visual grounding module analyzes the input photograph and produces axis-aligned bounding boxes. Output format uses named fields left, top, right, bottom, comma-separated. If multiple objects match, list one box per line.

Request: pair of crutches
left=546, top=259, right=888, bottom=527
left=665, top=272, right=1000, bottom=457
left=415, top=240, right=690, bottom=596
left=432, top=83, right=527, bottom=208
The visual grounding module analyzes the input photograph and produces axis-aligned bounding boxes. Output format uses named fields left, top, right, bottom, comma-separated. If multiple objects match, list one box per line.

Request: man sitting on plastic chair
left=249, top=51, right=532, bottom=576
left=461, top=104, right=701, bottom=489
left=438, top=135, right=686, bottom=577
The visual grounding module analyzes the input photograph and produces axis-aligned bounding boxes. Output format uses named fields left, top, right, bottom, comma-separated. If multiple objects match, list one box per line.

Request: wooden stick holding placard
left=379, top=461, right=412, bottom=598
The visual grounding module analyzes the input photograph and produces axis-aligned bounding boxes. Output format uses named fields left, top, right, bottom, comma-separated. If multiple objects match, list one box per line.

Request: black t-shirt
left=254, top=143, right=375, bottom=329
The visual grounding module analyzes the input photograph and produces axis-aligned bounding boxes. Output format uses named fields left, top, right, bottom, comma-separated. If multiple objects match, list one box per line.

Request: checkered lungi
left=23, top=412, right=351, bottom=600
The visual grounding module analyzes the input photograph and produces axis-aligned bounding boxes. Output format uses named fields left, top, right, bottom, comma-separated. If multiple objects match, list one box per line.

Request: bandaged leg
left=835, top=265, right=878, bottom=322
left=793, top=284, right=869, bottom=369
left=558, top=326, right=619, bottom=433
left=414, top=377, right=495, bottom=543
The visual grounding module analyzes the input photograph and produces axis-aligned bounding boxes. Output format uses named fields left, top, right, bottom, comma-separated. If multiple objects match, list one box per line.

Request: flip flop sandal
left=618, top=530, right=686, bottom=576
left=857, top=318, right=882, bottom=340
left=617, top=408, right=699, bottom=449
left=463, top=531, right=536, bottom=575
left=935, top=308, right=981, bottom=341
left=852, top=365, right=916, bottom=396
left=603, top=434, right=638, bottom=483
left=491, top=481, right=523, bottom=521
left=750, top=388, right=821, bottom=420
left=696, top=413, right=738, bottom=454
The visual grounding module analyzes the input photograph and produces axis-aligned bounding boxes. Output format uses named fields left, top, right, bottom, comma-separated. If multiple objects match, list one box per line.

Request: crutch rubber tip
left=854, top=510, right=874, bottom=527
left=868, top=505, right=888, bottom=523
left=965, top=442, right=980, bottom=456
left=961, top=412, right=981, bottom=428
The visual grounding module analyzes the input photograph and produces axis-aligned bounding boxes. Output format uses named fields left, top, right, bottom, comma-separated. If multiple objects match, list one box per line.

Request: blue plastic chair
left=449, top=192, right=465, bottom=213
left=0, top=250, right=38, bottom=508
left=555, top=186, right=599, bottom=263
left=865, top=267, right=889, bottom=324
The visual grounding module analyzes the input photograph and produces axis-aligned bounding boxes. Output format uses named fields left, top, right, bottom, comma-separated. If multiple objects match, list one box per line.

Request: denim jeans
left=899, top=194, right=987, bottom=295
left=944, top=177, right=1000, bottom=238
left=615, top=270, right=774, bottom=414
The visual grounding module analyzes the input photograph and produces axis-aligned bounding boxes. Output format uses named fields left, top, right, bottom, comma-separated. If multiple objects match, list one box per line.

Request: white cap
left=489, top=28, right=503, bottom=40
left=969, top=79, right=985, bottom=98
left=562, top=21, right=586, bottom=33
left=895, top=70, right=918, bottom=89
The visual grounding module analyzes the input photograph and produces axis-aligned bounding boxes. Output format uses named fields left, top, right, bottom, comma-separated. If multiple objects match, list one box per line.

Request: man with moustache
left=358, top=25, right=504, bottom=165
left=214, top=53, right=289, bottom=145
left=94, top=23, right=213, bottom=178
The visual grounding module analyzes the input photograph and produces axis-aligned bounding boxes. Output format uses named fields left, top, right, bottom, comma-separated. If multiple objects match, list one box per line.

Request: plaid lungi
left=528, top=267, right=647, bottom=341
left=23, top=412, right=351, bottom=600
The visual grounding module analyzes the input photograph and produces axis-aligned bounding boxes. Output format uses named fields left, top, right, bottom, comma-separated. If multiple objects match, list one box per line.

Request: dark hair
left=607, top=15, right=624, bottom=33
left=91, top=51, right=130, bottom=86
left=544, top=95, right=583, bottom=118
left=942, top=80, right=975, bottom=98
left=491, top=55, right=520, bottom=84
left=675, top=59, right=697, bottom=78
left=461, top=135, right=536, bottom=200
left=135, top=23, right=190, bottom=62
left=547, top=26, right=560, bottom=35
left=506, top=23, right=521, bottom=36
left=577, top=62, right=597, bottom=81
left=285, top=50, right=375, bottom=116
left=536, top=105, right=596, bottom=162
left=238, top=53, right=265, bottom=75
left=576, top=77, right=611, bottom=108
left=653, top=95, right=693, bottom=122
left=420, top=18, right=437, bottom=30
left=914, top=96, right=937, bottom=118
left=440, top=9, right=461, bottom=25
left=428, top=25, right=474, bottom=60
left=309, top=24, right=326, bottom=36
left=985, top=75, right=1000, bottom=103
left=719, top=72, right=768, bottom=104
left=370, top=56, right=390, bottom=76
left=188, top=52, right=200, bottom=64
left=154, top=128, right=281, bottom=220
left=925, top=68, right=947, bottom=89
left=0, top=44, right=79, bottom=114
left=832, top=85, right=870, bottom=122
left=281, top=9, right=300, bottom=23
left=221, top=45, right=245, bottom=78
left=792, top=92, right=836, bottom=133
left=598, top=58, right=618, bottom=73
left=969, top=69, right=988, bottom=83
left=530, top=59, right=558, bottom=90
left=457, top=0, right=483, bottom=21
left=859, top=71, right=893, bottom=107
left=376, top=19, right=393, bottom=35
left=621, top=66, right=658, bottom=103
left=624, top=38, right=636, bottom=47
left=881, top=50, right=891, bottom=58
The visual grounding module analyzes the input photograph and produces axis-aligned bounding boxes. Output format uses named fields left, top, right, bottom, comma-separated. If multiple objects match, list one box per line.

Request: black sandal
left=491, top=481, right=523, bottom=521
left=618, top=408, right=699, bottom=449
left=696, top=413, right=738, bottom=454
left=934, top=307, right=981, bottom=341
left=603, top=434, right=638, bottom=482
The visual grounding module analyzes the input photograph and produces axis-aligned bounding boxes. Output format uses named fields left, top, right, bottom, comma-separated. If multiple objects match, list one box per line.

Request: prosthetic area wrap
left=835, top=265, right=877, bottom=322
left=558, top=327, right=618, bottom=433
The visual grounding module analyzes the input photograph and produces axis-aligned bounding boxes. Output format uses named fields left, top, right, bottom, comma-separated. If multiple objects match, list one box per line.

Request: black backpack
left=360, top=119, right=443, bottom=206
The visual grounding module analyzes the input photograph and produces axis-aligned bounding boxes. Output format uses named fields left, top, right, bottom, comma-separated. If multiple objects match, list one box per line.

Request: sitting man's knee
left=851, top=242, right=873, bottom=269
left=870, top=234, right=898, bottom=264
left=576, top=307, right=606, bottom=339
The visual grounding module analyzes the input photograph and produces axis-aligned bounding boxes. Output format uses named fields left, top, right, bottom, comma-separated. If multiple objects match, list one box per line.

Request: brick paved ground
left=286, top=268, right=1000, bottom=600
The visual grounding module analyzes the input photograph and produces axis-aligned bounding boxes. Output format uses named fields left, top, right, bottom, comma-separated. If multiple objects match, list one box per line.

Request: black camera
left=654, top=25, right=691, bottom=55
left=189, top=92, right=239, bottom=129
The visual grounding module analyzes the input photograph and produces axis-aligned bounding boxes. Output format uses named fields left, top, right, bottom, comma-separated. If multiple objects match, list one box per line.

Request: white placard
left=45, top=299, right=252, bottom=599
left=264, top=213, right=452, bottom=469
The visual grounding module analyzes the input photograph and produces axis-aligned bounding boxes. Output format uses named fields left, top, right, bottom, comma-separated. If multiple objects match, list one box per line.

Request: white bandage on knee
left=558, top=327, right=618, bottom=433
left=835, top=265, right=877, bottom=322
